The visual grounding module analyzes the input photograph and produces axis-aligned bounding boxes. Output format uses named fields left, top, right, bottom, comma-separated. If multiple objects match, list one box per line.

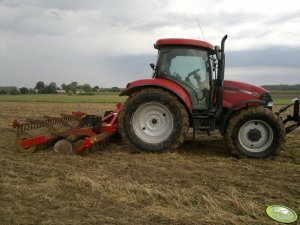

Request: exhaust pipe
left=215, top=34, right=228, bottom=118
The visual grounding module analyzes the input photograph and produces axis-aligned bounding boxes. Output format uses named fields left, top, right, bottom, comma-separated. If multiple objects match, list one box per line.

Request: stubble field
left=0, top=101, right=299, bottom=225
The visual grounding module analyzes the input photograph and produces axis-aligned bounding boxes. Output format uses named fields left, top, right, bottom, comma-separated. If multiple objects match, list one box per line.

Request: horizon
left=1, top=82, right=300, bottom=90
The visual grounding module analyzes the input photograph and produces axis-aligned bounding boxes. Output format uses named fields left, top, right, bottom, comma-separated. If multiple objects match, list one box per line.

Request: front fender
left=120, top=78, right=192, bottom=111
left=220, top=99, right=269, bottom=133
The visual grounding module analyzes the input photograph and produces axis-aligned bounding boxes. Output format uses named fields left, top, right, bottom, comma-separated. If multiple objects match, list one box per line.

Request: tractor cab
left=154, top=45, right=211, bottom=110
left=153, top=37, right=226, bottom=114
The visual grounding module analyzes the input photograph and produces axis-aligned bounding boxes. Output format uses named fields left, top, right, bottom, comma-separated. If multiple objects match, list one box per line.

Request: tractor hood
left=223, top=80, right=272, bottom=109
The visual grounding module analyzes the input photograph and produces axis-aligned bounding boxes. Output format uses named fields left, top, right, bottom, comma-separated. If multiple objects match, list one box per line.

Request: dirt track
left=0, top=102, right=299, bottom=225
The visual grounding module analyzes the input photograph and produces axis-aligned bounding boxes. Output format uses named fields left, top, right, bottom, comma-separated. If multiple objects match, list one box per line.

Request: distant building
left=99, top=88, right=110, bottom=92
left=76, top=89, right=85, bottom=94
left=56, top=89, right=66, bottom=94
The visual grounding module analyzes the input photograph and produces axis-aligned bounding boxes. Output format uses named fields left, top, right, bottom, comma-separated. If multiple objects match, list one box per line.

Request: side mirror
left=214, top=46, right=221, bottom=60
left=150, top=63, right=155, bottom=70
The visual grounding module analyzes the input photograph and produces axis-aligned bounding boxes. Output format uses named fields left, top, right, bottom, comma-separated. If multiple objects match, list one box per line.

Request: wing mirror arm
left=150, top=63, right=155, bottom=70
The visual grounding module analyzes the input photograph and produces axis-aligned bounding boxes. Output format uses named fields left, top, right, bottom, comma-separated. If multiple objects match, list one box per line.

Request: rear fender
left=120, top=78, right=193, bottom=111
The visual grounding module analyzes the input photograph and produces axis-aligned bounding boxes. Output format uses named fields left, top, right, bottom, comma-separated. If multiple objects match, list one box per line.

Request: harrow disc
left=15, top=131, right=40, bottom=154
left=54, top=139, right=74, bottom=154
left=16, top=126, right=55, bottom=154
left=14, top=114, right=82, bottom=154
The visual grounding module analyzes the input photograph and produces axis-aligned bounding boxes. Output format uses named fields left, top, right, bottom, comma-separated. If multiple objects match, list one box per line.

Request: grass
left=0, top=90, right=299, bottom=105
left=274, top=99, right=295, bottom=105
left=0, top=93, right=127, bottom=103
left=271, top=91, right=300, bottom=105
left=270, top=90, right=300, bottom=94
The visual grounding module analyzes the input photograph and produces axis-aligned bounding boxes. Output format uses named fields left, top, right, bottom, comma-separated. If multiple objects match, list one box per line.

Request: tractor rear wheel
left=225, top=106, right=285, bottom=158
left=119, top=88, right=189, bottom=152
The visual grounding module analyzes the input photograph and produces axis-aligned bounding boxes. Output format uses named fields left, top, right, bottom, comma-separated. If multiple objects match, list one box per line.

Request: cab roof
left=155, top=38, right=214, bottom=50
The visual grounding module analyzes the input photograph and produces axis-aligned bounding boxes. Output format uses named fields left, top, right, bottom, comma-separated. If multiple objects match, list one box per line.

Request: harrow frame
left=13, top=103, right=122, bottom=154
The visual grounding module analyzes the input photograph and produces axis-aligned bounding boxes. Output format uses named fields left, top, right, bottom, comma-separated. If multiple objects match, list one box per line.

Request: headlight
left=260, top=92, right=273, bottom=108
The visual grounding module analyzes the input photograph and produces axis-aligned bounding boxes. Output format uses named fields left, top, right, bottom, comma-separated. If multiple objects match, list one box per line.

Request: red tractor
left=13, top=35, right=300, bottom=158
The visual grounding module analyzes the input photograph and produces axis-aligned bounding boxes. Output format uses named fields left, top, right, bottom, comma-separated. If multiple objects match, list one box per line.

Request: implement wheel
left=119, top=88, right=189, bottom=152
left=225, top=107, right=285, bottom=158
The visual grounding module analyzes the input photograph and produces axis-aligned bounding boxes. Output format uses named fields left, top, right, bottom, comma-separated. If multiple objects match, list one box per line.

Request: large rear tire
left=119, top=88, right=189, bottom=152
left=225, top=107, right=285, bottom=158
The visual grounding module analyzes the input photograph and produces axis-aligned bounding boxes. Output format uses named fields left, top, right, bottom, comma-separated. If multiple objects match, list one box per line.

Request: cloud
left=227, top=47, right=300, bottom=68
left=0, top=0, right=300, bottom=87
left=266, top=10, right=300, bottom=25
left=226, top=67, right=300, bottom=85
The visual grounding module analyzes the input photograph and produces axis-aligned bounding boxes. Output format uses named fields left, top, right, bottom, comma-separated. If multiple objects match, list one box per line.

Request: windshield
left=157, top=48, right=210, bottom=90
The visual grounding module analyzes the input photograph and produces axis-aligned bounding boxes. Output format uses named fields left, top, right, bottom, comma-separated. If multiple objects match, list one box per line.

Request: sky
left=0, top=0, right=300, bottom=88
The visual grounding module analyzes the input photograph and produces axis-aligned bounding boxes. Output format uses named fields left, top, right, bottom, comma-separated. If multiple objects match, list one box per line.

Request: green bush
left=9, top=88, right=21, bottom=95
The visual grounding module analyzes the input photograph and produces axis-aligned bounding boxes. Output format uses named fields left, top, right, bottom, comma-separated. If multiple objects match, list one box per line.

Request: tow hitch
left=276, top=98, right=300, bottom=134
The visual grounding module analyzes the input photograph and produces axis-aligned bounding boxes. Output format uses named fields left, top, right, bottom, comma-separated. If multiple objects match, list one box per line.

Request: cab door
left=157, top=47, right=210, bottom=110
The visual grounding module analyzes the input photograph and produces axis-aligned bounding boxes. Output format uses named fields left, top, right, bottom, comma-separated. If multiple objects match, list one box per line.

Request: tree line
left=261, top=84, right=300, bottom=91
left=18, top=81, right=121, bottom=94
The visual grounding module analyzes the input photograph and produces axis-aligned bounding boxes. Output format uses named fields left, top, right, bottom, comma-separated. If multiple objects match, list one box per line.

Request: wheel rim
left=132, top=102, right=174, bottom=144
left=238, top=120, right=273, bottom=152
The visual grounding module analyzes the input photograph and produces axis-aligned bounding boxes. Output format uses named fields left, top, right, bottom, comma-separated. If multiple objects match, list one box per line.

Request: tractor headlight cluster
left=260, top=92, right=273, bottom=109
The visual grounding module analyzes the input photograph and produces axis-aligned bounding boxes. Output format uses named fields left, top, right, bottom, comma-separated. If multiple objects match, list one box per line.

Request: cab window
left=159, top=48, right=209, bottom=90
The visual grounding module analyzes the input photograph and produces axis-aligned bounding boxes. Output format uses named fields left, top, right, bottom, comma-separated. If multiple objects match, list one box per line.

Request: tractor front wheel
left=225, top=107, right=285, bottom=158
left=119, top=88, right=189, bottom=152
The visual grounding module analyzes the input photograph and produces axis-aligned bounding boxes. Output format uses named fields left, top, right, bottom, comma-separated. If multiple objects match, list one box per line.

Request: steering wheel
left=185, top=68, right=201, bottom=84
